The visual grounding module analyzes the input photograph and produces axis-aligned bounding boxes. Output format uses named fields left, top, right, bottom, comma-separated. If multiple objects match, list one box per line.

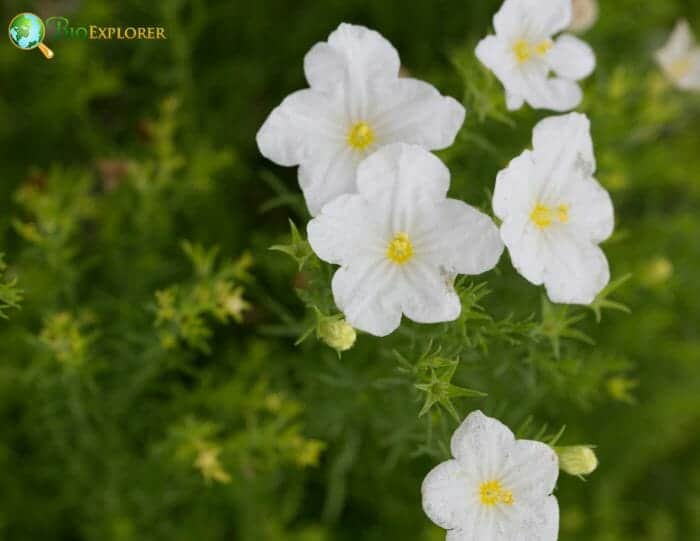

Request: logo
left=8, top=12, right=54, bottom=59
left=45, top=17, right=168, bottom=41
left=8, top=13, right=168, bottom=60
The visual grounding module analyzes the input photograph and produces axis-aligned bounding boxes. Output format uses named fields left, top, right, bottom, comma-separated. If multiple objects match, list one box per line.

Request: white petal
left=450, top=411, right=515, bottom=480
left=565, top=177, right=614, bottom=242
left=475, top=35, right=515, bottom=84
left=532, top=113, right=595, bottom=196
left=541, top=229, right=610, bottom=304
left=422, top=459, right=473, bottom=531
left=398, top=260, right=462, bottom=324
left=522, top=0, right=572, bottom=37
left=256, top=89, right=344, bottom=167
left=659, top=19, right=695, bottom=61
left=501, top=219, right=547, bottom=286
left=506, top=91, right=525, bottom=111
left=498, top=495, right=560, bottom=541
left=307, top=194, right=383, bottom=265
left=678, top=51, right=700, bottom=90
left=331, top=259, right=402, bottom=336
left=494, top=0, right=572, bottom=40
left=298, top=145, right=359, bottom=216
left=420, top=199, right=503, bottom=276
left=548, top=34, right=596, bottom=81
left=501, top=440, right=559, bottom=500
left=355, top=143, right=450, bottom=234
left=446, top=530, right=468, bottom=541
left=304, top=23, right=400, bottom=92
left=538, top=495, right=560, bottom=541
left=493, top=150, right=537, bottom=220
left=492, top=0, right=524, bottom=41
left=370, top=78, right=465, bottom=150
left=445, top=527, right=481, bottom=541
left=521, top=70, right=583, bottom=111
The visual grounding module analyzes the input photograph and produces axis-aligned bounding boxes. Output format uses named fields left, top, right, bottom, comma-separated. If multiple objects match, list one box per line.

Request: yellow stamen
left=530, top=203, right=569, bottom=229
left=513, top=39, right=531, bottom=63
left=536, top=39, right=553, bottom=56
left=386, top=232, right=414, bottom=265
left=530, top=202, right=570, bottom=229
left=479, top=480, right=514, bottom=507
left=347, top=122, right=375, bottom=150
left=557, top=204, right=570, bottom=224
left=530, top=203, right=553, bottom=229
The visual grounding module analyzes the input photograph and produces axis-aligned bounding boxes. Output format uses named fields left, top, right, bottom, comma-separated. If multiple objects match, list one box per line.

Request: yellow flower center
left=670, top=57, right=692, bottom=79
left=530, top=202, right=570, bottom=229
left=479, top=480, right=514, bottom=507
left=347, top=121, right=375, bottom=150
left=513, top=39, right=531, bottom=63
left=535, top=39, right=553, bottom=56
left=513, top=39, right=553, bottom=63
left=386, top=232, right=414, bottom=265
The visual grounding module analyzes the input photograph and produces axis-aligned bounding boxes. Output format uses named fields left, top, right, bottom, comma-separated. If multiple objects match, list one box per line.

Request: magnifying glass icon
left=8, top=13, right=54, bottom=59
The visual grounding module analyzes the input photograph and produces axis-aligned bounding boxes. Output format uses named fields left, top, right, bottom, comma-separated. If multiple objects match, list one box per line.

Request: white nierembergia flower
left=475, top=0, right=595, bottom=111
left=257, top=23, right=466, bottom=216
left=493, top=112, right=614, bottom=304
left=422, top=410, right=560, bottom=541
left=307, top=143, right=503, bottom=337
left=655, top=19, right=700, bottom=91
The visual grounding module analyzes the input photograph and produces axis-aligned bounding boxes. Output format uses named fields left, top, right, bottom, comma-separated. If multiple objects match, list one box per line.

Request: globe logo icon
left=8, top=12, right=54, bottom=59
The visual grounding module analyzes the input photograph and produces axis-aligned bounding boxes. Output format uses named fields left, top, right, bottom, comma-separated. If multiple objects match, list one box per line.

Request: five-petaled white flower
left=475, top=0, right=596, bottom=111
left=257, top=23, right=466, bottom=216
left=655, top=19, right=700, bottom=91
left=493, top=112, right=614, bottom=304
left=422, top=410, right=560, bottom=541
left=306, top=143, right=503, bottom=337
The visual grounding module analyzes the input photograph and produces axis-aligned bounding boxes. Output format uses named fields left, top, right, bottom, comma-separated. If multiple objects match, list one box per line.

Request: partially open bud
left=318, top=317, right=356, bottom=352
left=556, top=445, right=599, bottom=476
left=569, top=0, right=599, bottom=33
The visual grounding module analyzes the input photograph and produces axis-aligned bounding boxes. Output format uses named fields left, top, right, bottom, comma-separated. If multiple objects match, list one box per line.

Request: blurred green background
left=1, top=0, right=699, bottom=540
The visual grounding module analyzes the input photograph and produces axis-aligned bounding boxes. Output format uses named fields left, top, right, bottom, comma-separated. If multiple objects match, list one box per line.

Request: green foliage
left=154, top=241, right=252, bottom=353
left=1, top=0, right=699, bottom=540
left=0, top=255, right=22, bottom=318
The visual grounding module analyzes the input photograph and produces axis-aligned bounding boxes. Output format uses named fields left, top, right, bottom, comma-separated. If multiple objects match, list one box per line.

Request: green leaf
left=535, top=296, right=595, bottom=358
left=269, top=219, right=316, bottom=271
left=589, top=273, right=633, bottom=322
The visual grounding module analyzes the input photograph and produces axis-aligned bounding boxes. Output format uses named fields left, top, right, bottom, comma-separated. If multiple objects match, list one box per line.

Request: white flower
left=493, top=113, right=613, bottom=304
left=422, top=410, right=559, bottom=541
left=306, top=143, right=503, bottom=337
left=655, top=19, right=700, bottom=91
left=569, top=0, right=599, bottom=34
left=475, top=0, right=596, bottom=111
left=257, top=23, right=465, bottom=216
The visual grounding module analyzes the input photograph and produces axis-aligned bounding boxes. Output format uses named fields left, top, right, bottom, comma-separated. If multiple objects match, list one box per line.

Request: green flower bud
left=318, top=318, right=356, bottom=352
left=556, top=445, right=598, bottom=476
left=641, top=257, right=673, bottom=287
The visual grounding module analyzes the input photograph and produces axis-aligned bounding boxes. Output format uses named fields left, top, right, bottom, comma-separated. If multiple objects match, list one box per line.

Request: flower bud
left=318, top=318, right=356, bottom=352
left=569, top=0, right=599, bottom=33
left=556, top=445, right=599, bottom=476
left=641, top=257, right=673, bottom=288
